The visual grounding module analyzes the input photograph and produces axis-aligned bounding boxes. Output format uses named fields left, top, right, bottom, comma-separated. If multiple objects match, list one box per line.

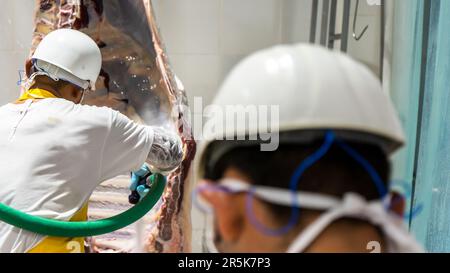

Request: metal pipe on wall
left=310, top=0, right=319, bottom=43
left=309, top=0, right=384, bottom=79
left=341, top=0, right=351, bottom=52
left=320, top=0, right=330, bottom=46
left=312, top=0, right=351, bottom=52
left=379, top=0, right=386, bottom=80
left=328, top=0, right=338, bottom=49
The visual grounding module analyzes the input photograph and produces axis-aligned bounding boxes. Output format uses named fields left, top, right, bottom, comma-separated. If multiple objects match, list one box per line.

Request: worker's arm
left=100, top=110, right=183, bottom=181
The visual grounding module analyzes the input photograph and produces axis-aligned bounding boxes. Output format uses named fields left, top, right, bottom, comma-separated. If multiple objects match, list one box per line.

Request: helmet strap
left=31, top=59, right=90, bottom=91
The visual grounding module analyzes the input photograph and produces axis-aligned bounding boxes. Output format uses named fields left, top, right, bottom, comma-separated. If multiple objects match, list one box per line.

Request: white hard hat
left=196, top=44, right=405, bottom=178
left=32, top=29, right=102, bottom=90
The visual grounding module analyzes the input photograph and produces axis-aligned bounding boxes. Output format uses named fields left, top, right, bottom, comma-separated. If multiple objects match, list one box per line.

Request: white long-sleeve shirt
left=0, top=98, right=156, bottom=252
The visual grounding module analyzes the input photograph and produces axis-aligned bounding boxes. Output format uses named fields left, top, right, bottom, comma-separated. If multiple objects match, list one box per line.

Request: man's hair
left=35, top=75, right=75, bottom=90
left=204, top=138, right=390, bottom=221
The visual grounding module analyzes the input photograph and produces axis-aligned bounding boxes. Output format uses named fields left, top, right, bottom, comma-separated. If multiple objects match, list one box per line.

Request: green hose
left=0, top=174, right=166, bottom=237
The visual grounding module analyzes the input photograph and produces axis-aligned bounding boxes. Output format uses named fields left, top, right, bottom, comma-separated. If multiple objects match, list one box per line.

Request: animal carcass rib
left=28, top=0, right=196, bottom=253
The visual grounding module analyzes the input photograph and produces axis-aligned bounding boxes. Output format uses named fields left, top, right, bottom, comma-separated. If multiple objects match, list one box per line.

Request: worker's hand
left=129, top=164, right=152, bottom=204
left=130, top=164, right=150, bottom=191
left=147, top=127, right=183, bottom=174
left=136, top=185, right=150, bottom=199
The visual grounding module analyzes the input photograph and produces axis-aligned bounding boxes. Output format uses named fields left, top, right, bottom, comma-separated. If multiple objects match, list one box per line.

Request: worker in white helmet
left=0, top=29, right=183, bottom=253
left=194, top=44, right=423, bottom=253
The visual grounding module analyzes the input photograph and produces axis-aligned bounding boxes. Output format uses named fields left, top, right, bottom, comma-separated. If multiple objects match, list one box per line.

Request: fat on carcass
left=27, top=0, right=196, bottom=253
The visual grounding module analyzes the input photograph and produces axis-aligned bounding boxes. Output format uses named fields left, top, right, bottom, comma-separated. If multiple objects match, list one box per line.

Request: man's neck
left=29, top=83, right=61, bottom=98
left=236, top=214, right=385, bottom=253
left=304, top=220, right=386, bottom=253
left=263, top=215, right=386, bottom=253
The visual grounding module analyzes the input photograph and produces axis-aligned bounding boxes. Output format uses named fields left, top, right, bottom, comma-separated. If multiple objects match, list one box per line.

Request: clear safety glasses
left=192, top=131, right=423, bottom=237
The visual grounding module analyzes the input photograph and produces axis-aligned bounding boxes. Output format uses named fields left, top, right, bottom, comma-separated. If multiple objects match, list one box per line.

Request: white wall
left=0, top=0, right=34, bottom=105
left=152, top=0, right=315, bottom=113
left=153, top=0, right=383, bottom=113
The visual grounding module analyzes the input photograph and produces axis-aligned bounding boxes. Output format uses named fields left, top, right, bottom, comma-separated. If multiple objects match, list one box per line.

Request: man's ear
left=25, top=59, right=33, bottom=77
left=59, top=84, right=82, bottom=103
left=199, top=181, right=245, bottom=243
left=71, top=87, right=83, bottom=102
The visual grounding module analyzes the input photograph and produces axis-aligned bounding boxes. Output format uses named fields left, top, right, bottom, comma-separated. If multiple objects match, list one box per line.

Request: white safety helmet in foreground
left=195, top=44, right=424, bottom=253
left=196, top=43, right=405, bottom=178
left=31, top=29, right=102, bottom=90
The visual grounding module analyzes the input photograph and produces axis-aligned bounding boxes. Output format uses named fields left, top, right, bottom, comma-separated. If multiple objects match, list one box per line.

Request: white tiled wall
left=221, top=0, right=282, bottom=55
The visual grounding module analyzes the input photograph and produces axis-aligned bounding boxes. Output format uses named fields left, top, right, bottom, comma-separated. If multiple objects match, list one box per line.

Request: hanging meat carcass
left=27, top=0, right=196, bottom=253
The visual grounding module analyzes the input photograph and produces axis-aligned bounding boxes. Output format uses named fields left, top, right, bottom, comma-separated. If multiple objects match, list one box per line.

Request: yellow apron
left=28, top=204, right=89, bottom=253
left=16, top=88, right=89, bottom=253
